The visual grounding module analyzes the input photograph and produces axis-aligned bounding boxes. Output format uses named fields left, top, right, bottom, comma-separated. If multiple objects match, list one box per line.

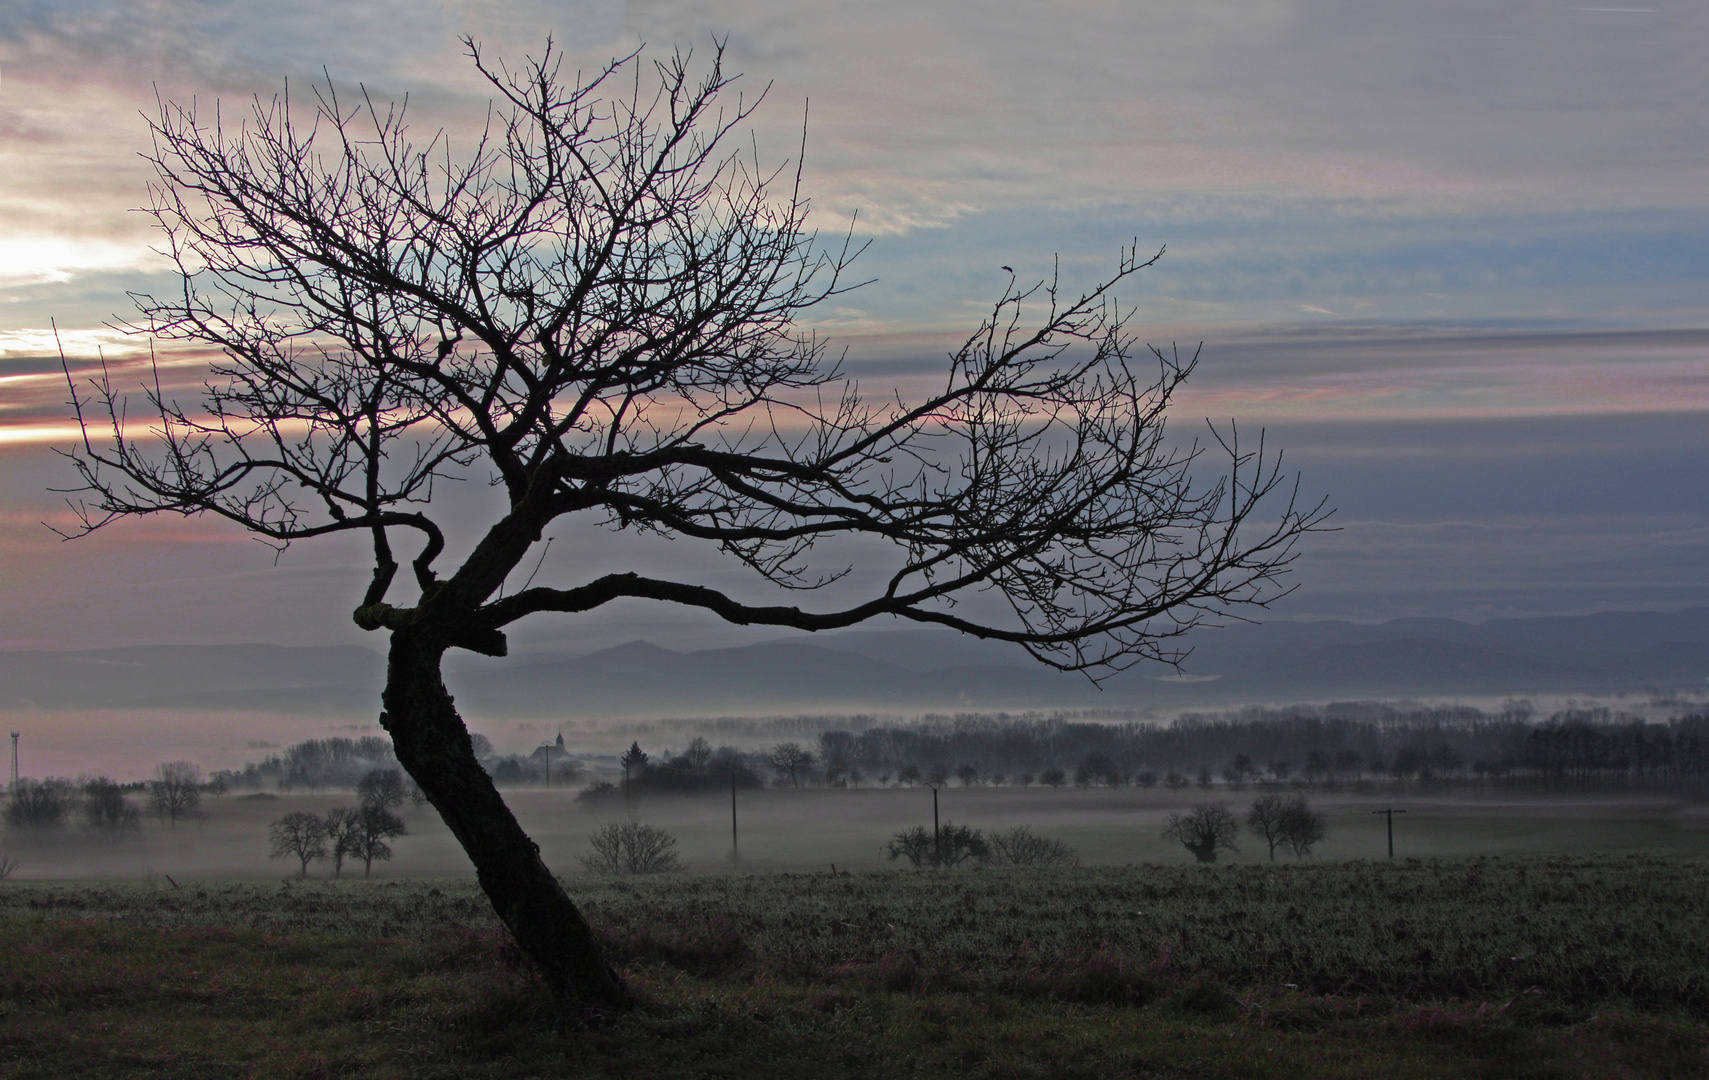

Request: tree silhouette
left=59, top=39, right=1324, bottom=1004
left=269, top=812, right=327, bottom=878
left=1162, top=803, right=1240, bottom=863
left=768, top=742, right=815, bottom=787
left=149, top=761, right=202, bottom=826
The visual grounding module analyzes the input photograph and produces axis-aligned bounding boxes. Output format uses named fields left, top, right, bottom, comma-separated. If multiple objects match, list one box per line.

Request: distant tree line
left=590, top=702, right=1709, bottom=795
left=214, top=736, right=400, bottom=791
left=2, top=762, right=207, bottom=838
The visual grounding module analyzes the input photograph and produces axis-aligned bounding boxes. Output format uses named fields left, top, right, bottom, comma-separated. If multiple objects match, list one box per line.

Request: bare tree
left=681, top=736, right=714, bottom=774
left=1280, top=797, right=1327, bottom=858
left=58, top=40, right=1324, bottom=1003
left=269, top=812, right=327, bottom=878
left=323, top=806, right=359, bottom=877
left=986, top=825, right=1078, bottom=867
left=3, top=779, right=75, bottom=830
left=149, top=762, right=203, bottom=826
left=1162, top=803, right=1240, bottom=863
left=0, top=854, right=16, bottom=880
left=578, top=821, right=683, bottom=874
left=344, top=804, right=408, bottom=876
left=1245, top=793, right=1290, bottom=861
left=768, top=742, right=816, bottom=787
left=356, top=767, right=408, bottom=812
left=1248, top=793, right=1325, bottom=860
left=82, top=777, right=141, bottom=841
left=886, top=822, right=988, bottom=868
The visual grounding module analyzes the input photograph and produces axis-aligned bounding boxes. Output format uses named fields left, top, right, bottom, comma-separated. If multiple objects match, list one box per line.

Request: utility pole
left=730, top=772, right=739, bottom=861
left=927, top=781, right=942, bottom=867
left=8, top=732, right=16, bottom=789
left=1371, top=808, right=1407, bottom=858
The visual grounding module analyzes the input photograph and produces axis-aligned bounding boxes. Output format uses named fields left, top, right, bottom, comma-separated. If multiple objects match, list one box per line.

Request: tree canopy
left=59, top=38, right=1325, bottom=1004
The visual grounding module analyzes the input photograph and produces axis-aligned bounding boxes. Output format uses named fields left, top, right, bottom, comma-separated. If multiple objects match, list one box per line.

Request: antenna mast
left=8, top=732, right=17, bottom=789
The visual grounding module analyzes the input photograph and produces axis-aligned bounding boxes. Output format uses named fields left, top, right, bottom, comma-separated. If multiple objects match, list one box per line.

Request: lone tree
left=767, top=742, right=816, bottom=787
left=1162, top=803, right=1241, bottom=863
left=59, top=40, right=1324, bottom=1004
left=356, top=767, right=408, bottom=812
left=269, top=811, right=327, bottom=878
left=1245, top=793, right=1292, bottom=861
left=345, top=804, right=409, bottom=876
left=148, top=761, right=202, bottom=826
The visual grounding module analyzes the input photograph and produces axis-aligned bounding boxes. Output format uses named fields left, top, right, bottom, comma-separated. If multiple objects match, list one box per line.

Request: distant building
left=529, top=732, right=572, bottom=768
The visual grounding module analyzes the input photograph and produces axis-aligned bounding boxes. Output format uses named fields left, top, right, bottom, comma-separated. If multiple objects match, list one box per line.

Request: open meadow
left=4, top=785, right=1709, bottom=1077
left=3, top=784, right=1707, bottom=881
left=2, top=855, right=1708, bottom=1078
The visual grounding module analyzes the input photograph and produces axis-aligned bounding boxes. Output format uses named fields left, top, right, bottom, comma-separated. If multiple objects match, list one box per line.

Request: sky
left=2, top=0, right=1708, bottom=658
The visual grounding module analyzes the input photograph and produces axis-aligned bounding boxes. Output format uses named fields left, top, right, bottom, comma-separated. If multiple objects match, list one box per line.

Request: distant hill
left=4, top=607, right=1709, bottom=716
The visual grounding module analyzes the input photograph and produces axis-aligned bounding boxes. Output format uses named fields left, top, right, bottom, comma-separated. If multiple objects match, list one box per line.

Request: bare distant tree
left=323, top=807, right=359, bottom=877
left=1245, top=793, right=1291, bottom=861
left=356, top=767, right=407, bottom=812
left=1162, top=803, right=1240, bottom=863
left=1038, top=767, right=1068, bottom=788
left=768, top=743, right=816, bottom=787
left=0, top=854, right=16, bottom=880
left=579, top=821, right=683, bottom=874
left=82, top=777, right=141, bottom=840
left=986, top=826, right=1078, bottom=867
left=405, top=776, right=429, bottom=811
left=344, top=805, right=408, bottom=876
left=681, top=737, right=713, bottom=774
left=898, top=765, right=924, bottom=787
left=58, top=38, right=1324, bottom=1003
left=3, top=779, right=75, bottom=829
left=149, top=761, right=202, bottom=826
left=887, top=822, right=988, bottom=868
left=1280, top=797, right=1327, bottom=858
left=269, top=812, right=327, bottom=878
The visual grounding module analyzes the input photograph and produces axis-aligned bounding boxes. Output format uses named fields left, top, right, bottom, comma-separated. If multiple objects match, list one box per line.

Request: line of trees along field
left=626, top=703, right=1709, bottom=793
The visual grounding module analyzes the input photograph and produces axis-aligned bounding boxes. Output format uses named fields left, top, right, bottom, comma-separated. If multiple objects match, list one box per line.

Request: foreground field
left=2, top=855, right=1707, bottom=1078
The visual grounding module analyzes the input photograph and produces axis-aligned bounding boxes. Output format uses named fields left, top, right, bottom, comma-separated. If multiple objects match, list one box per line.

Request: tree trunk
left=380, top=626, right=628, bottom=1007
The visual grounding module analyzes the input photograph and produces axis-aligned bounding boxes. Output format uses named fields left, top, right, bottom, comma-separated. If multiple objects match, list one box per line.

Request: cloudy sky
left=2, top=0, right=1707, bottom=655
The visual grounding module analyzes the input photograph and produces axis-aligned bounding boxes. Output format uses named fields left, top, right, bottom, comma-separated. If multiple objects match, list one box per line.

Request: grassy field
left=2, top=855, right=1707, bottom=1078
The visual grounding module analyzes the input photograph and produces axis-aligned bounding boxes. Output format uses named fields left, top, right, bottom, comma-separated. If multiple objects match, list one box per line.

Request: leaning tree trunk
left=379, top=625, right=628, bottom=1007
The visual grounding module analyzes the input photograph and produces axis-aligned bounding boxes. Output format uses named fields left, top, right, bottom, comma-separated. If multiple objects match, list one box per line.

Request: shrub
left=4, top=779, right=75, bottom=829
left=986, top=826, right=1078, bottom=867
left=575, top=780, right=621, bottom=804
left=886, top=822, right=989, bottom=868
left=579, top=821, right=684, bottom=874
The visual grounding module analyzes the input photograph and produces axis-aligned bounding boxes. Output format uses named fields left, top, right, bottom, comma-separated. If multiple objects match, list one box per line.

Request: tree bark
left=379, top=625, right=628, bottom=1007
